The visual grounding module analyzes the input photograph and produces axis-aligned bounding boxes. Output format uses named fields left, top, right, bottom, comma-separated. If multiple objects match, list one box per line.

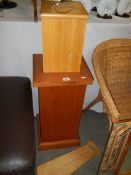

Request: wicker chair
left=91, top=39, right=131, bottom=174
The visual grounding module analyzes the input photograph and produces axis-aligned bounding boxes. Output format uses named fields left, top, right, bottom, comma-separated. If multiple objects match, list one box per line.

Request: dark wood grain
left=38, top=85, right=86, bottom=149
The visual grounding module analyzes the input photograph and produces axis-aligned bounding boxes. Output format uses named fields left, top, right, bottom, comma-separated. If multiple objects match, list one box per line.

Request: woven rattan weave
left=92, top=39, right=131, bottom=122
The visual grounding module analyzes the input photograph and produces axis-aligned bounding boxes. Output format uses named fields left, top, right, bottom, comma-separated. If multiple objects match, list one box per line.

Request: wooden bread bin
left=41, top=1, right=88, bottom=72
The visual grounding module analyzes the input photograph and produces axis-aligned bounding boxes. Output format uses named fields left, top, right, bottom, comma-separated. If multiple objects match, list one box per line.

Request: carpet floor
left=36, top=110, right=113, bottom=175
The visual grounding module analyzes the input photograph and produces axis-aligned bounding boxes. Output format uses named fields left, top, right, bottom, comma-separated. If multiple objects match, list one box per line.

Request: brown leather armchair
left=0, top=77, right=36, bottom=175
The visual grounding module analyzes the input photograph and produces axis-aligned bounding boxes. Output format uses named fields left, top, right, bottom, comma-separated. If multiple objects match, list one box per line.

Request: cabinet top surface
left=41, top=1, right=88, bottom=19
left=33, top=54, right=93, bottom=87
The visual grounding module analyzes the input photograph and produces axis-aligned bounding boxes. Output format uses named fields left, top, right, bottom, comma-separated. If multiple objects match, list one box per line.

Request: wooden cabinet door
left=38, top=85, right=86, bottom=149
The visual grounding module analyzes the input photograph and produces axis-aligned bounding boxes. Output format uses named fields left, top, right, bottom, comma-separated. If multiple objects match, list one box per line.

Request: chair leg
left=98, top=122, right=131, bottom=174
left=33, top=0, right=38, bottom=22
left=113, top=132, right=131, bottom=175
left=83, top=90, right=102, bottom=112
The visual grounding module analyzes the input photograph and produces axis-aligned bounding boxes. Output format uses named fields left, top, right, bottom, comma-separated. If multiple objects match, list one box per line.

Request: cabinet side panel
left=41, top=18, right=86, bottom=72
left=38, top=85, right=86, bottom=142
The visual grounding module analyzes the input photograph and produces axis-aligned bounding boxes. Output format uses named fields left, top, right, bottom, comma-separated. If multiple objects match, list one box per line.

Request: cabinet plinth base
left=39, top=139, right=80, bottom=150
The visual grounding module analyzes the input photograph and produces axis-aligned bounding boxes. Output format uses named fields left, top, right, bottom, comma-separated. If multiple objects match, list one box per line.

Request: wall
left=83, top=22, right=131, bottom=112
left=0, top=21, right=131, bottom=114
left=0, top=21, right=42, bottom=114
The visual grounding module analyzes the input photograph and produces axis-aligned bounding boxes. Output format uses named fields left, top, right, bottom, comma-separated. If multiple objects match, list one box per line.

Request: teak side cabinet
left=33, top=54, right=93, bottom=150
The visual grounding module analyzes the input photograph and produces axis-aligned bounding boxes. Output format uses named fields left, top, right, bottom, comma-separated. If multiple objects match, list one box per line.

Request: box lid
left=33, top=54, right=93, bottom=87
left=41, top=1, right=88, bottom=19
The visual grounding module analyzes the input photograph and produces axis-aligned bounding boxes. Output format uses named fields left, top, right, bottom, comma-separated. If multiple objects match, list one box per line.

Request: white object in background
left=97, top=0, right=118, bottom=17
left=72, top=0, right=92, bottom=13
left=117, top=0, right=131, bottom=16
left=63, top=77, right=71, bottom=81
left=91, top=0, right=100, bottom=9
left=82, top=0, right=92, bottom=13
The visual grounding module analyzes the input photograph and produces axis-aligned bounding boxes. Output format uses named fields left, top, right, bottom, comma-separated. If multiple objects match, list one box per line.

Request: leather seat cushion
left=0, top=77, right=35, bottom=175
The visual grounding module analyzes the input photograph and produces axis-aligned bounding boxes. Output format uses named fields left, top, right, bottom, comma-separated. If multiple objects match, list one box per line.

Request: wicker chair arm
left=92, top=59, right=120, bottom=123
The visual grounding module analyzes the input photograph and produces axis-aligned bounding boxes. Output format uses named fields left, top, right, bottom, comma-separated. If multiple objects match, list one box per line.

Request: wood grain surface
left=41, top=1, right=88, bottom=72
left=37, top=141, right=100, bottom=175
left=33, top=54, right=93, bottom=87
left=38, top=84, right=86, bottom=149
